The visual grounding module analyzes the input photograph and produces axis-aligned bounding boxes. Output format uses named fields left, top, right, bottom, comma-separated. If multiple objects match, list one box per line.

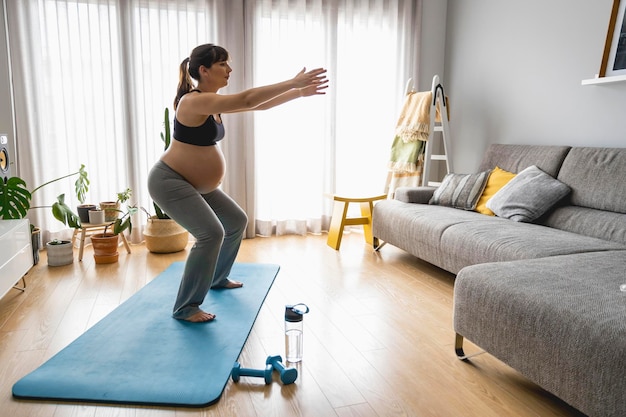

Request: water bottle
left=284, top=303, right=309, bottom=363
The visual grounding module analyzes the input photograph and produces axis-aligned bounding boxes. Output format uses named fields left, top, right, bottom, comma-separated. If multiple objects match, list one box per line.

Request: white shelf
left=0, top=219, right=33, bottom=300
left=581, top=74, right=626, bottom=85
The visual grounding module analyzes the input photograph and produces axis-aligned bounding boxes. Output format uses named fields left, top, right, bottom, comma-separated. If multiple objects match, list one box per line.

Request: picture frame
left=599, top=0, right=626, bottom=77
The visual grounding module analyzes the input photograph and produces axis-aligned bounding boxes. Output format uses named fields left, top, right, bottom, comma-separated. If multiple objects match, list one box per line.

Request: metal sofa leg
left=373, top=237, right=386, bottom=251
left=455, top=333, right=485, bottom=361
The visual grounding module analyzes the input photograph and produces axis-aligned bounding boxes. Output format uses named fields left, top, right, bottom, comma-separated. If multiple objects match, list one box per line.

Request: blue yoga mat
left=12, top=262, right=279, bottom=407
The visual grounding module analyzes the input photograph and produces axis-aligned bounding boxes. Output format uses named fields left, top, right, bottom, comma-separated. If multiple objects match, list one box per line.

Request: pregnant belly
left=161, top=143, right=226, bottom=194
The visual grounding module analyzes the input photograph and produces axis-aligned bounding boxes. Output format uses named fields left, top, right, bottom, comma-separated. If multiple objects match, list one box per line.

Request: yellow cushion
left=474, top=166, right=517, bottom=215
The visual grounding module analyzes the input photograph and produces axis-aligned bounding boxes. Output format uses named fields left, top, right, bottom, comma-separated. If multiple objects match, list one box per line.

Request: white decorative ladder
left=405, top=74, right=453, bottom=186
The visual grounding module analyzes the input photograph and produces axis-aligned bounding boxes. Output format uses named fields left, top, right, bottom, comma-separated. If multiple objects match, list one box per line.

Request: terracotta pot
left=91, top=233, right=119, bottom=263
left=143, top=217, right=189, bottom=253
left=93, top=253, right=119, bottom=264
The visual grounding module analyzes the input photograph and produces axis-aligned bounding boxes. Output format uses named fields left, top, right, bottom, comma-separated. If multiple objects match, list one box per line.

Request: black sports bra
left=173, top=91, right=225, bottom=146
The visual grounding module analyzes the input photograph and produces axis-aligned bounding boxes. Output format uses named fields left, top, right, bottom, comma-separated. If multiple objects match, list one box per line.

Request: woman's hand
left=299, top=81, right=329, bottom=97
left=292, top=67, right=328, bottom=89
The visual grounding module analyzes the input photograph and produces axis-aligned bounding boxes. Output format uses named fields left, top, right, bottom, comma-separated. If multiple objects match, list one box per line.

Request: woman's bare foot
left=224, top=279, right=244, bottom=288
left=183, top=310, right=216, bottom=323
left=214, top=279, right=244, bottom=289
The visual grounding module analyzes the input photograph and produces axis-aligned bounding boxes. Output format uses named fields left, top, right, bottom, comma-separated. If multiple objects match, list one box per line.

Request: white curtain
left=5, top=0, right=420, bottom=242
left=5, top=0, right=246, bottom=242
left=250, top=0, right=421, bottom=236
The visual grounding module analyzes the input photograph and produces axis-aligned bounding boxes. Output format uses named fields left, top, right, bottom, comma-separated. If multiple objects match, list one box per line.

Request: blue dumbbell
left=266, top=355, right=298, bottom=385
left=231, top=362, right=273, bottom=385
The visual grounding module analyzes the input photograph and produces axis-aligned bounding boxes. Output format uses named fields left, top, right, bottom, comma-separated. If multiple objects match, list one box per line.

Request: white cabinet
left=0, top=219, right=34, bottom=299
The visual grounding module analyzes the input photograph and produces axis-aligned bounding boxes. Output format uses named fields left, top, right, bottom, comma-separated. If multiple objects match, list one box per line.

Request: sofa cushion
left=556, top=147, right=626, bottom=214
left=453, top=251, right=626, bottom=417
left=429, top=170, right=490, bottom=210
left=478, top=144, right=571, bottom=177
left=373, top=200, right=484, bottom=268
left=539, top=205, right=626, bottom=245
left=438, top=218, right=625, bottom=273
left=474, top=166, right=516, bottom=216
left=486, top=165, right=570, bottom=222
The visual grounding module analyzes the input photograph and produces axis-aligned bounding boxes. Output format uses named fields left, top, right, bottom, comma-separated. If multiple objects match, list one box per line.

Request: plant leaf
left=162, top=107, right=171, bottom=151
left=74, top=164, right=90, bottom=204
left=153, top=202, right=169, bottom=219
left=0, top=177, right=31, bottom=219
left=113, top=217, right=131, bottom=235
left=52, top=193, right=82, bottom=228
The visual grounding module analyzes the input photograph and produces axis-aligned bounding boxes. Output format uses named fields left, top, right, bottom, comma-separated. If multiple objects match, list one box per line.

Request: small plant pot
left=77, top=204, right=97, bottom=223
left=91, top=233, right=120, bottom=264
left=99, top=202, right=120, bottom=222
left=46, top=240, right=74, bottom=266
left=88, top=209, right=105, bottom=224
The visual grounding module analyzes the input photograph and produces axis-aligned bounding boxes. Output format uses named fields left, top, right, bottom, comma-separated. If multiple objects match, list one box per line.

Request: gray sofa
left=372, top=144, right=626, bottom=417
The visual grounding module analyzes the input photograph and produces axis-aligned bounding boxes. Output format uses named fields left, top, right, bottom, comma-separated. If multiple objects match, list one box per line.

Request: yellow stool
left=71, top=223, right=131, bottom=261
left=326, top=194, right=387, bottom=250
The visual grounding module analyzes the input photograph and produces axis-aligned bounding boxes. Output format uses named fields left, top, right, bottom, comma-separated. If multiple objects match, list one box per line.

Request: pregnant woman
left=148, top=43, right=328, bottom=322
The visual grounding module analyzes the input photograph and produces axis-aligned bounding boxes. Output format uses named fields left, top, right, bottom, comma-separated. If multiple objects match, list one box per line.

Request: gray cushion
left=429, top=171, right=490, bottom=210
left=372, top=200, right=483, bottom=269
left=439, top=219, right=625, bottom=273
left=486, top=165, right=570, bottom=222
left=539, top=205, right=626, bottom=245
left=556, top=147, right=626, bottom=214
left=478, top=144, right=571, bottom=177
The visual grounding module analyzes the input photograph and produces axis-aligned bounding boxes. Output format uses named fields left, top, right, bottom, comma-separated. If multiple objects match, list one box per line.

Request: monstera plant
left=0, top=165, right=89, bottom=265
left=0, top=164, right=89, bottom=227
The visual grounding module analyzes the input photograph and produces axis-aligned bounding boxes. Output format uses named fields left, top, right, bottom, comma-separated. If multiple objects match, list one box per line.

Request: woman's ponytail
left=174, top=57, right=192, bottom=110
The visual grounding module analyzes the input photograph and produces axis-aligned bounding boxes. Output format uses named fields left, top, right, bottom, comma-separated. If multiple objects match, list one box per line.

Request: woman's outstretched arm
left=181, top=68, right=328, bottom=116
left=251, top=79, right=329, bottom=111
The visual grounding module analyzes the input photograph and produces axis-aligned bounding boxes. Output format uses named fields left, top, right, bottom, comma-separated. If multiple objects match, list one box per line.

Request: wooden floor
left=0, top=232, right=586, bottom=417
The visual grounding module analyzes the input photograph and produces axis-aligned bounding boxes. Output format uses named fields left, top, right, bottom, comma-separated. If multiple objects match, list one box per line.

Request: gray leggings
left=147, top=160, right=248, bottom=319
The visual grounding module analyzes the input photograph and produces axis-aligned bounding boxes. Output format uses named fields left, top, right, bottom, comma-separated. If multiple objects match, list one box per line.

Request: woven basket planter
left=143, top=217, right=189, bottom=253
left=99, top=201, right=120, bottom=222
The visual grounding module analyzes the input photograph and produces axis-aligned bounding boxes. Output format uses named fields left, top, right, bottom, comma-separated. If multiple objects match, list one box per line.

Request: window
left=252, top=0, right=419, bottom=235
left=7, top=0, right=419, bottom=239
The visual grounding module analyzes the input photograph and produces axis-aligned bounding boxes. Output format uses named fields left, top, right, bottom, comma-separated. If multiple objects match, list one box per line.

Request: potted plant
left=77, top=203, right=97, bottom=223
left=88, top=207, right=105, bottom=224
left=100, top=187, right=132, bottom=222
left=41, top=192, right=88, bottom=266
left=141, top=207, right=188, bottom=253
left=0, top=165, right=89, bottom=264
left=45, top=238, right=74, bottom=266
left=141, top=107, right=189, bottom=253
left=91, top=204, right=137, bottom=264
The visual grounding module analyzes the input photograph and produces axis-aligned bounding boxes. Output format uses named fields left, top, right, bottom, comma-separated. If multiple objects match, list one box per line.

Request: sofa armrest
left=394, top=186, right=437, bottom=204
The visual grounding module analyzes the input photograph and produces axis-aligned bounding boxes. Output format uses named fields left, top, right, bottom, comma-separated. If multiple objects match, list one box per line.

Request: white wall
left=445, top=0, right=626, bottom=173
left=418, top=0, right=447, bottom=91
